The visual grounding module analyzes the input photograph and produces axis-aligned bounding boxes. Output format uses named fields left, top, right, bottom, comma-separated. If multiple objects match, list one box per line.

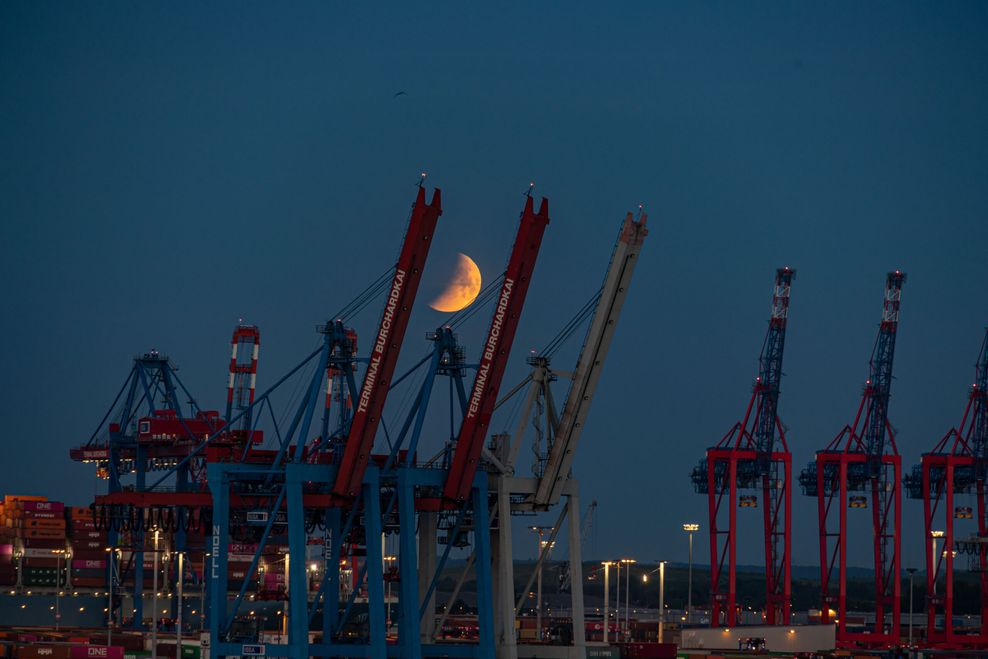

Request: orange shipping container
left=4, top=495, right=46, bottom=506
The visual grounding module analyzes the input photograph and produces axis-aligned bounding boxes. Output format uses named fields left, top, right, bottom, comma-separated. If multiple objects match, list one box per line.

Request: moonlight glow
left=429, top=253, right=482, bottom=313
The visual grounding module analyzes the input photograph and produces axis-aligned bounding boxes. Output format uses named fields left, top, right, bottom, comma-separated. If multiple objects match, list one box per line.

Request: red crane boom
left=443, top=195, right=550, bottom=502
left=332, top=186, right=443, bottom=498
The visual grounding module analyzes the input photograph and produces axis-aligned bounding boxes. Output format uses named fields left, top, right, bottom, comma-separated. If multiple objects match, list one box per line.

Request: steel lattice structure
left=692, top=267, right=795, bottom=627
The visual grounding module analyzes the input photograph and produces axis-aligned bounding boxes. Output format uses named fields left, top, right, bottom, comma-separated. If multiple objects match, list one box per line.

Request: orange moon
left=429, top=253, right=482, bottom=312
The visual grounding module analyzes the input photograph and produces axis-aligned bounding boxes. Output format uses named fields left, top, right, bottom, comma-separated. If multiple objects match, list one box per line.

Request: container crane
left=443, top=193, right=550, bottom=502
left=485, top=208, right=644, bottom=659
left=691, top=267, right=795, bottom=626
left=533, top=211, right=648, bottom=507
left=904, top=328, right=988, bottom=648
left=798, top=271, right=905, bottom=648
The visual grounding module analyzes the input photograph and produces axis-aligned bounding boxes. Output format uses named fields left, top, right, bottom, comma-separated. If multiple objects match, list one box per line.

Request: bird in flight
left=393, top=91, right=407, bottom=98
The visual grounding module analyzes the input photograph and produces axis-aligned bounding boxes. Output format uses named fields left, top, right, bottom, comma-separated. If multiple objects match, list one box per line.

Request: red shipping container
left=0, top=544, right=12, bottom=556
left=74, top=540, right=104, bottom=551
left=23, top=510, right=60, bottom=520
left=24, top=529, right=66, bottom=539
left=69, top=647, right=123, bottom=659
left=25, top=519, right=67, bottom=529
left=17, top=646, right=71, bottom=659
left=70, top=577, right=105, bottom=587
left=70, top=552, right=107, bottom=562
left=72, top=559, right=107, bottom=569
left=22, top=501, right=64, bottom=513
left=23, top=557, right=62, bottom=568
left=23, top=538, right=67, bottom=549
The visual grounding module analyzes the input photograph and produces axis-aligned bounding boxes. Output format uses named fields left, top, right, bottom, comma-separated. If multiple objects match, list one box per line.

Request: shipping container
left=17, top=645, right=72, bottom=659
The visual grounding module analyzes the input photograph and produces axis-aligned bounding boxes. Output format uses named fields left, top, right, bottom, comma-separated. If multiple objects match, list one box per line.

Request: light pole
left=931, top=530, right=944, bottom=595
left=383, top=556, right=396, bottom=630
left=530, top=526, right=552, bottom=641
left=176, top=551, right=184, bottom=654
left=615, top=560, right=621, bottom=640
left=906, top=567, right=917, bottom=647
left=658, top=561, right=666, bottom=644
left=107, top=546, right=121, bottom=646
left=52, top=549, right=67, bottom=630
left=683, top=523, right=699, bottom=625
left=602, top=562, right=613, bottom=644
left=200, top=553, right=208, bottom=632
left=152, top=528, right=160, bottom=659
left=621, top=559, right=635, bottom=641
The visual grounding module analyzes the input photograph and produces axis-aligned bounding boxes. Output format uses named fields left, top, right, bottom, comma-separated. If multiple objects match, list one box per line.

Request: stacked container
left=66, top=506, right=107, bottom=588
left=257, top=538, right=288, bottom=600
left=227, top=542, right=261, bottom=593
left=8, top=496, right=69, bottom=588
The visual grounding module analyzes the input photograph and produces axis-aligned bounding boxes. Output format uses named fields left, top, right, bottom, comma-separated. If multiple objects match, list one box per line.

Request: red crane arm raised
left=442, top=195, right=550, bottom=502
left=332, top=186, right=443, bottom=498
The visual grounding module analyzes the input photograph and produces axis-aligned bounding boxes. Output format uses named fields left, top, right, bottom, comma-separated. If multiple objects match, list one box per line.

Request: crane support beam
left=333, top=186, right=443, bottom=498
left=534, top=211, right=648, bottom=506
left=443, top=195, right=550, bottom=502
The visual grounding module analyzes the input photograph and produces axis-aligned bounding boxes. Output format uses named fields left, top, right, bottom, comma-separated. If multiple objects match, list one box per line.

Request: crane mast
left=865, top=272, right=904, bottom=460
left=799, top=270, right=904, bottom=648
left=533, top=212, right=647, bottom=506
left=333, top=185, right=443, bottom=498
left=754, top=268, right=794, bottom=461
left=691, top=267, right=795, bottom=626
left=443, top=194, right=550, bottom=502
left=972, top=330, right=988, bottom=462
left=225, top=324, right=260, bottom=435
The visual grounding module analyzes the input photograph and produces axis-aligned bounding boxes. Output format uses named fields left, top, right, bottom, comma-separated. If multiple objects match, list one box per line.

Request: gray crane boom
left=533, top=212, right=648, bottom=506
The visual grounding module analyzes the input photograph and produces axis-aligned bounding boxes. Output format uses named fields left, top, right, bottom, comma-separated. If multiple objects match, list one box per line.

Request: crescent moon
left=429, top=253, right=482, bottom=313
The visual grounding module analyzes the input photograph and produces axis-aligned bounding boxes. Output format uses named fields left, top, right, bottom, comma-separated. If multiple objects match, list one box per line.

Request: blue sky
left=1, top=3, right=986, bottom=568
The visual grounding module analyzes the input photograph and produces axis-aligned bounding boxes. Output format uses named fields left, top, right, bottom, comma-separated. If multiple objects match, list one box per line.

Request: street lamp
left=530, top=526, right=552, bottom=641
left=383, top=556, right=397, bottom=629
left=658, top=561, right=666, bottom=643
left=152, top=528, right=160, bottom=659
left=931, top=530, right=944, bottom=595
left=906, top=567, right=917, bottom=647
left=52, top=549, right=67, bottom=630
left=641, top=561, right=668, bottom=643
left=620, top=559, right=636, bottom=641
left=683, top=523, right=699, bottom=625
left=106, top=547, right=121, bottom=646
left=615, top=560, right=622, bottom=639
left=601, top=561, right=614, bottom=643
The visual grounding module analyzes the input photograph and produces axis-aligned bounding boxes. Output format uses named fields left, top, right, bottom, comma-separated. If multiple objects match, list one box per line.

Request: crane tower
left=691, top=267, right=795, bottom=626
